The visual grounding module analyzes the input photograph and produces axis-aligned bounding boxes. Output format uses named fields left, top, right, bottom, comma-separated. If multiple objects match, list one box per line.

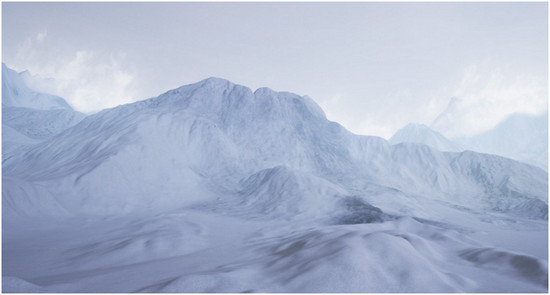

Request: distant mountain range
left=390, top=97, right=547, bottom=170
left=389, top=123, right=464, bottom=152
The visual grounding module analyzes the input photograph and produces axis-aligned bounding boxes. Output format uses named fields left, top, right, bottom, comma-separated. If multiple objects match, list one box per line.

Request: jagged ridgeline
left=3, top=74, right=547, bottom=220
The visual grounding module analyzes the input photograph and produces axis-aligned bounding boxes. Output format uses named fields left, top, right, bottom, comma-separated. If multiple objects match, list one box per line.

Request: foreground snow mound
left=132, top=217, right=546, bottom=293
left=234, top=166, right=347, bottom=220
left=250, top=220, right=471, bottom=292
left=3, top=212, right=546, bottom=293
left=459, top=247, right=548, bottom=287
left=59, top=214, right=208, bottom=271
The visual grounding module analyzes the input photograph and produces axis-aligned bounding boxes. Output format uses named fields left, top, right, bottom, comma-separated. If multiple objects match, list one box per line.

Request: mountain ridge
left=391, top=106, right=548, bottom=170
left=3, top=77, right=547, bottom=220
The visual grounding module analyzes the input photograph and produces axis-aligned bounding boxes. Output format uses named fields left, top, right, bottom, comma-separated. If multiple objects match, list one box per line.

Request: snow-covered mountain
left=427, top=95, right=548, bottom=170
left=2, top=63, right=73, bottom=111
left=458, top=112, right=548, bottom=170
left=4, top=77, right=546, bottom=219
left=389, top=123, right=464, bottom=152
left=3, top=76, right=548, bottom=292
left=2, top=64, right=86, bottom=155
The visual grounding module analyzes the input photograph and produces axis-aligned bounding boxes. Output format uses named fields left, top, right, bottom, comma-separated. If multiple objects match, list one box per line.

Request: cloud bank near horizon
left=3, top=2, right=547, bottom=138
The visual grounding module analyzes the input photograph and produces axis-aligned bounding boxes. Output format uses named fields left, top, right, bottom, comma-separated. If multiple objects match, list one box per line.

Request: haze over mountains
left=2, top=64, right=548, bottom=292
left=457, top=112, right=548, bottom=170
left=390, top=99, right=548, bottom=170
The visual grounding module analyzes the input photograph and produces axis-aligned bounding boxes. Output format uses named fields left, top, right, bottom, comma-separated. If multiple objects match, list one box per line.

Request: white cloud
left=431, top=64, right=548, bottom=138
left=316, top=88, right=448, bottom=139
left=316, top=62, right=547, bottom=140
left=10, top=31, right=139, bottom=113
left=36, top=30, right=47, bottom=43
left=318, top=93, right=348, bottom=124
left=52, top=50, right=136, bottom=112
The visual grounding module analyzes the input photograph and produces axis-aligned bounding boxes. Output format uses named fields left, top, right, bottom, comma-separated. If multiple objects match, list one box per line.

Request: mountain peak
left=254, top=87, right=277, bottom=96
left=134, top=77, right=327, bottom=124
left=199, top=77, right=235, bottom=87
left=389, top=122, right=464, bottom=152
left=391, top=123, right=439, bottom=138
left=401, top=123, right=431, bottom=131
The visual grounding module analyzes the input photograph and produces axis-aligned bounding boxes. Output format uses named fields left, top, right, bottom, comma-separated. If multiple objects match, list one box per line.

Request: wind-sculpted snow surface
left=3, top=106, right=85, bottom=141
left=2, top=77, right=548, bottom=292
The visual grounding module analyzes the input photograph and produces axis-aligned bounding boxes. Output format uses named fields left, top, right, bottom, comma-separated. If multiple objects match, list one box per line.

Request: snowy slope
left=389, top=123, right=464, bottom=152
left=3, top=77, right=548, bottom=292
left=3, top=106, right=85, bottom=140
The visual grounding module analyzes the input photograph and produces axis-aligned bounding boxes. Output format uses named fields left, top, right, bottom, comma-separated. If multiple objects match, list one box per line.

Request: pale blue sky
left=2, top=2, right=548, bottom=138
